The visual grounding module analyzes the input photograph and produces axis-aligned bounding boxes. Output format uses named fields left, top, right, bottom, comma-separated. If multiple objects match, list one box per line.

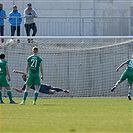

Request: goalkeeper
left=111, top=59, right=133, bottom=100
left=12, top=70, right=69, bottom=94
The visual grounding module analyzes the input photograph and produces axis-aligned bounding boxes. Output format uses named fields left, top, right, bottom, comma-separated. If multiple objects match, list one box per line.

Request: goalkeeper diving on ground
left=12, top=70, right=69, bottom=94
left=111, top=58, right=133, bottom=100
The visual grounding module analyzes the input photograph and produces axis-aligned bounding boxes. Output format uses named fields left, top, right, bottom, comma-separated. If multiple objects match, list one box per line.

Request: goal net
left=0, top=36, right=133, bottom=98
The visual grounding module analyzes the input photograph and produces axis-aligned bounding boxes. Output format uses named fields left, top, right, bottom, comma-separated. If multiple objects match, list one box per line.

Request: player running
left=111, top=58, right=133, bottom=100
left=12, top=70, right=69, bottom=94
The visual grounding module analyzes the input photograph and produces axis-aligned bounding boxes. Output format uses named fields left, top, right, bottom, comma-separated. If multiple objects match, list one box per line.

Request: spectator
left=24, top=3, right=37, bottom=43
left=8, top=5, right=22, bottom=43
left=0, top=3, right=6, bottom=43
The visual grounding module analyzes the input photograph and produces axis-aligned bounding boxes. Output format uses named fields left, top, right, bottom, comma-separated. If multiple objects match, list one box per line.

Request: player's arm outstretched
left=116, top=61, right=127, bottom=72
left=12, top=87, right=23, bottom=93
left=12, top=70, right=27, bottom=93
left=13, top=70, right=26, bottom=75
left=12, top=83, right=26, bottom=93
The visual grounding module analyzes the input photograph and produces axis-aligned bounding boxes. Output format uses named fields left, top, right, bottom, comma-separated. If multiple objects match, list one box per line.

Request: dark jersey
left=22, top=84, right=51, bottom=94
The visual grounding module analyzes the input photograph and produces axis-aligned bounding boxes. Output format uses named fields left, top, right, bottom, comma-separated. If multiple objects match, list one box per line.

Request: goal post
left=0, top=36, right=133, bottom=98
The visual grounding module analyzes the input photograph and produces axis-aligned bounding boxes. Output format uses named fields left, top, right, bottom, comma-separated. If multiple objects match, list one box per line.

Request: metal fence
left=4, top=16, right=132, bottom=36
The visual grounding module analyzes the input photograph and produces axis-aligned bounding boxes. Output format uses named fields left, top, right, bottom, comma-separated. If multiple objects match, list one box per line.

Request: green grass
left=0, top=97, right=132, bottom=133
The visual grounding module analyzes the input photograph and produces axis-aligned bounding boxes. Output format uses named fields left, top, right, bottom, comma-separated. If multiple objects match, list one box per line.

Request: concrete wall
left=0, top=0, right=132, bottom=36
left=2, top=0, right=130, bottom=17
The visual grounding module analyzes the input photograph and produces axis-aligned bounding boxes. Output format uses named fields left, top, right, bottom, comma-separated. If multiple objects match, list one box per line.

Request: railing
left=3, top=16, right=132, bottom=36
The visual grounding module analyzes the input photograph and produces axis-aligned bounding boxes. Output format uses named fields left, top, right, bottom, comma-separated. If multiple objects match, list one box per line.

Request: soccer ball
left=8, top=39, right=14, bottom=45
left=5, top=39, right=15, bottom=46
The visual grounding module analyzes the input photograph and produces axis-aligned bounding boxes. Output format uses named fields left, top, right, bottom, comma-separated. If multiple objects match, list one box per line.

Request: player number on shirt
left=128, top=60, right=133, bottom=68
left=31, top=59, right=37, bottom=68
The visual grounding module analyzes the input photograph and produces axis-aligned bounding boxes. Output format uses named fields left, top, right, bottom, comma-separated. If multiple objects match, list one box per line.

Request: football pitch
left=0, top=97, right=132, bottom=133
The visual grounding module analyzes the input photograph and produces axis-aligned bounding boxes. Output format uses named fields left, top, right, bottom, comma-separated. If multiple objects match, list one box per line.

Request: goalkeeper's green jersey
left=0, top=59, right=7, bottom=76
left=126, top=59, right=133, bottom=72
left=27, top=54, right=42, bottom=74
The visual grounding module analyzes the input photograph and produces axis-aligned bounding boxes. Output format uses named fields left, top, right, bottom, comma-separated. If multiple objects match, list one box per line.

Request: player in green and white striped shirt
left=111, top=59, right=133, bottom=100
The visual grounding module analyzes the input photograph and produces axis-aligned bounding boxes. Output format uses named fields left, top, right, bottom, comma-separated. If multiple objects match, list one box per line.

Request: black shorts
left=39, top=84, right=51, bottom=94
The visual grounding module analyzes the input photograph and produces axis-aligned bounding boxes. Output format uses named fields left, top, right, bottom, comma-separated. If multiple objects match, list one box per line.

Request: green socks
left=23, top=91, right=28, bottom=102
left=22, top=90, right=38, bottom=105
left=128, top=90, right=132, bottom=96
left=115, top=82, right=119, bottom=88
left=7, top=90, right=13, bottom=102
left=34, top=92, right=38, bottom=104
